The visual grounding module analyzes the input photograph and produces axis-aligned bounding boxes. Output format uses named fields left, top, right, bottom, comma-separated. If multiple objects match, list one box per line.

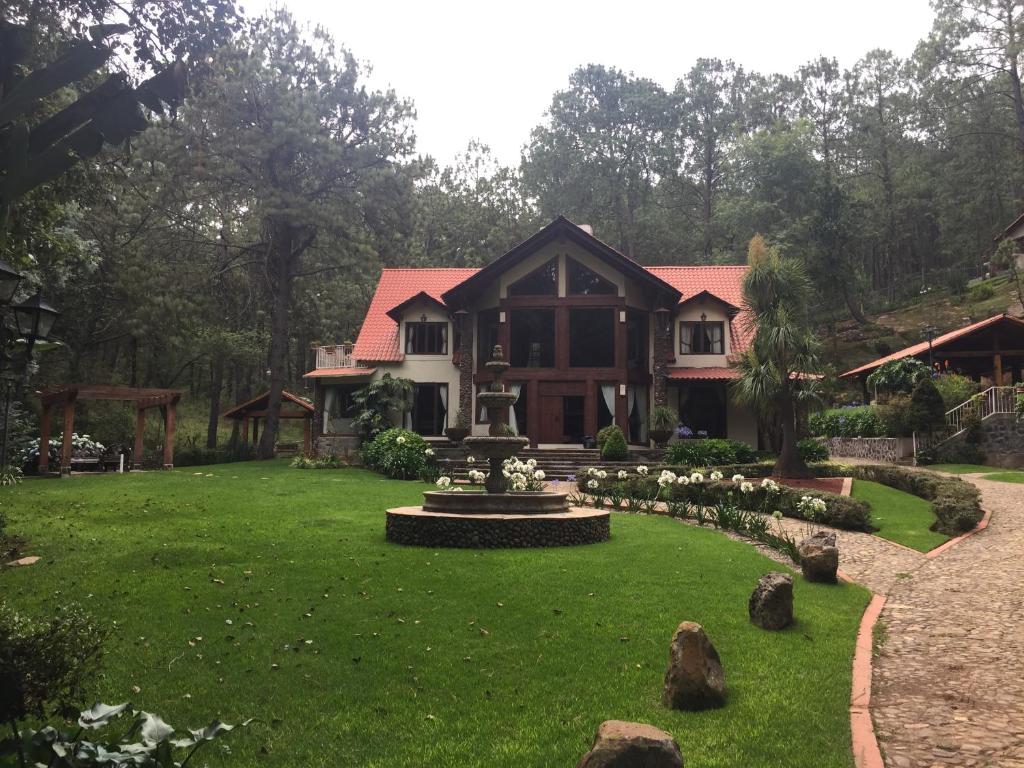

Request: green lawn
left=927, top=464, right=1024, bottom=483
left=1, top=461, right=870, bottom=768
left=850, top=479, right=949, bottom=553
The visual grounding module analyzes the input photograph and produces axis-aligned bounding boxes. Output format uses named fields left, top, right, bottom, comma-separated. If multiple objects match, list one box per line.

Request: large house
left=304, top=217, right=757, bottom=453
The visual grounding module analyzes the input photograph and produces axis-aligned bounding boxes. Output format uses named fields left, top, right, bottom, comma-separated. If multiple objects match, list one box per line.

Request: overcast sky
left=248, top=0, right=935, bottom=166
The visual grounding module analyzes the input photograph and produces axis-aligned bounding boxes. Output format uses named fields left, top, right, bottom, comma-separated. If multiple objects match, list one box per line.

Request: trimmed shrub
left=809, top=406, right=885, bottom=438
left=665, top=438, right=757, bottom=466
left=933, top=374, right=979, bottom=410
left=596, top=425, right=618, bottom=452
left=907, top=378, right=946, bottom=434
left=362, top=428, right=428, bottom=480
left=876, top=395, right=912, bottom=437
left=600, top=426, right=628, bottom=460
left=848, top=464, right=982, bottom=535
left=798, top=438, right=829, bottom=463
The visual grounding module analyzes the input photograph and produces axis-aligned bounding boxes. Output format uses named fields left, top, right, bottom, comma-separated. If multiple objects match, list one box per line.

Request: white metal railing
left=315, top=344, right=356, bottom=369
left=944, top=386, right=1018, bottom=436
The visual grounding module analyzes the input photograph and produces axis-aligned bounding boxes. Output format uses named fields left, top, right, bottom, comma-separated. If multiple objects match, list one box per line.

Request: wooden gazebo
left=37, top=385, right=183, bottom=473
left=222, top=389, right=313, bottom=455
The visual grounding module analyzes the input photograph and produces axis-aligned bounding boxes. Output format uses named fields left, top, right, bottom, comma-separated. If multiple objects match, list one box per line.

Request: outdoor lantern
left=0, top=260, right=23, bottom=305
left=13, top=291, right=60, bottom=341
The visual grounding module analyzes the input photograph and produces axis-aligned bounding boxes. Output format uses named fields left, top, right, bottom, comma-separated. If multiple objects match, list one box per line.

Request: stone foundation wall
left=937, top=414, right=1024, bottom=468
left=385, top=508, right=610, bottom=548
left=818, top=437, right=902, bottom=463
left=314, top=435, right=361, bottom=459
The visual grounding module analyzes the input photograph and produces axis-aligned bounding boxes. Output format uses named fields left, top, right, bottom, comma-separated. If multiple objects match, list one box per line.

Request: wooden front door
left=539, top=395, right=564, bottom=444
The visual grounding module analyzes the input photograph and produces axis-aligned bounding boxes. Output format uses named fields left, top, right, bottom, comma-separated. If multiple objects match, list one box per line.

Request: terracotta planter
left=650, top=428, right=673, bottom=448
left=445, top=427, right=470, bottom=444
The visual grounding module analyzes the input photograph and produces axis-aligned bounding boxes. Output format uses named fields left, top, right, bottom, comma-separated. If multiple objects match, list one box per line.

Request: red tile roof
left=667, top=367, right=739, bottom=380
left=841, top=313, right=1024, bottom=377
left=349, top=262, right=752, bottom=363
left=352, top=269, right=478, bottom=362
left=302, top=367, right=377, bottom=379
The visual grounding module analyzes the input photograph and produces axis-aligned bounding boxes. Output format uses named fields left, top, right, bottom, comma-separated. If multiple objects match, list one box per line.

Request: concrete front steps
left=434, top=446, right=666, bottom=482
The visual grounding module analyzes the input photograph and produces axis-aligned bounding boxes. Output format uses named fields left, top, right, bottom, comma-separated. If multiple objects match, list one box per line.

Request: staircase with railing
left=914, top=386, right=1020, bottom=457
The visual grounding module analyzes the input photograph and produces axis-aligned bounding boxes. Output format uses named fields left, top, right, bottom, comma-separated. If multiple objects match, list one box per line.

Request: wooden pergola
left=222, top=389, right=313, bottom=455
left=37, top=385, right=184, bottom=473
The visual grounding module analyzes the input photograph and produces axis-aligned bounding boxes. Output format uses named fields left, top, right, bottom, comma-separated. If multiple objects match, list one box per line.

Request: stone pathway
left=674, top=466, right=1024, bottom=766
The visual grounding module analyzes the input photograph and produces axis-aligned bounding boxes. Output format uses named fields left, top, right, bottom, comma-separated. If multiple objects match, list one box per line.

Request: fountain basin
left=422, top=490, right=571, bottom=515
left=385, top=506, right=610, bottom=548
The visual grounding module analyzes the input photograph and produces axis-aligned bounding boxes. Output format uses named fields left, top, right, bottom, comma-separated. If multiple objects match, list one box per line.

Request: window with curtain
left=405, top=322, right=448, bottom=355
left=679, top=321, right=725, bottom=354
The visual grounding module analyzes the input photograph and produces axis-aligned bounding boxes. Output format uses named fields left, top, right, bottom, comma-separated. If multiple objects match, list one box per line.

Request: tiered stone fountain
left=386, top=345, right=610, bottom=548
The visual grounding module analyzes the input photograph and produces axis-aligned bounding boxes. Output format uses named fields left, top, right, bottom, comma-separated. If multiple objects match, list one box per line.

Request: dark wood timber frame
left=37, top=385, right=183, bottom=473
left=222, top=389, right=313, bottom=455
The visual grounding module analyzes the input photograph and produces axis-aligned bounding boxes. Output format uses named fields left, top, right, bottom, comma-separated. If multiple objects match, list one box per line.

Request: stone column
left=455, top=309, right=473, bottom=419
left=652, top=308, right=673, bottom=407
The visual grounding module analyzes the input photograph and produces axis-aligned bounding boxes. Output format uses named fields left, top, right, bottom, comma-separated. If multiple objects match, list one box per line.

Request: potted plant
left=445, top=407, right=471, bottom=444
left=649, top=405, right=678, bottom=448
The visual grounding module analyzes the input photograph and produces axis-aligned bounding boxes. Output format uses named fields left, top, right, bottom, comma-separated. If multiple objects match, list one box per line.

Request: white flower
left=502, top=469, right=511, bottom=478
left=435, top=476, right=451, bottom=489
left=424, top=448, right=434, bottom=456
left=690, top=472, right=704, bottom=484
left=511, top=472, right=526, bottom=485
left=740, top=481, right=754, bottom=493
left=676, top=475, right=690, bottom=485
left=587, top=467, right=598, bottom=476
left=466, top=456, right=475, bottom=464
left=637, top=465, right=649, bottom=476
left=597, top=470, right=608, bottom=480
left=526, top=458, right=537, bottom=468
left=709, top=471, right=724, bottom=481
left=617, top=470, right=628, bottom=480
left=587, top=479, right=599, bottom=489
left=659, top=470, right=677, bottom=485
left=533, top=470, right=545, bottom=481
left=731, top=473, right=744, bottom=483
left=760, top=478, right=779, bottom=492
left=396, top=435, right=407, bottom=445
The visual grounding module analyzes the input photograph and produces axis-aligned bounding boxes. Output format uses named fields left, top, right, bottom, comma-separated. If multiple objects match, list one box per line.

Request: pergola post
left=60, top=393, right=76, bottom=475
left=162, top=399, right=177, bottom=468
left=38, top=402, right=52, bottom=473
left=242, top=416, right=250, bottom=445
left=303, top=416, right=311, bottom=456
left=134, top=406, right=146, bottom=469
left=253, top=417, right=260, bottom=446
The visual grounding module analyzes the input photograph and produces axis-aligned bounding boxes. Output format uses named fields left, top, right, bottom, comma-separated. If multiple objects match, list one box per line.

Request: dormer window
left=680, top=318, right=724, bottom=355
left=406, top=321, right=448, bottom=355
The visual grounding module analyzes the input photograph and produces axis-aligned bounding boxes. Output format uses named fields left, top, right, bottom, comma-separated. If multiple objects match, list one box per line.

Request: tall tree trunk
left=772, top=387, right=811, bottom=478
left=206, top=356, right=223, bottom=449
left=258, top=224, right=295, bottom=459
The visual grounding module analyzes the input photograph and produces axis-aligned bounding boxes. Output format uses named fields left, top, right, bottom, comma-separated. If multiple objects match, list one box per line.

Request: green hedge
left=847, top=464, right=982, bottom=535
left=665, top=438, right=757, bottom=466
left=362, top=428, right=429, bottom=480
left=809, top=406, right=885, bottom=438
left=581, top=474, right=873, bottom=532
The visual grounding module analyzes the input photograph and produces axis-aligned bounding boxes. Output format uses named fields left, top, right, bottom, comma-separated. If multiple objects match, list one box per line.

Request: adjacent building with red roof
left=307, top=217, right=757, bottom=451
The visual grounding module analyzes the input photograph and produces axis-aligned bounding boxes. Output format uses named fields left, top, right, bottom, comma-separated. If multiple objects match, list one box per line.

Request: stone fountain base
left=385, top=505, right=610, bottom=548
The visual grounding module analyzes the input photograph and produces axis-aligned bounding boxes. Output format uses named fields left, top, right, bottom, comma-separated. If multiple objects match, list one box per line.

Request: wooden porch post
left=163, top=399, right=177, bottom=468
left=242, top=416, right=250, bottom=445
left=303, top=416, right=311, bottom=455
left=134, top=406, right=146, bottom=469
left=39, top=402, right=52, bottom=473
left=253, top=417, right=259, bottom=445
left=60, top=394, right=76, bottom=475
left=995, top=353, right=1004, bottom=386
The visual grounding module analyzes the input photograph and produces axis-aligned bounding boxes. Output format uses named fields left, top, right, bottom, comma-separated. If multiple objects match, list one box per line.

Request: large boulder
left=798, top=530, right=839, bottom=583
left=661, top=621, right=726, bottom=711
left=748, top=572, right=794, bottom=630
left=577, top=720, right=684, bottom=768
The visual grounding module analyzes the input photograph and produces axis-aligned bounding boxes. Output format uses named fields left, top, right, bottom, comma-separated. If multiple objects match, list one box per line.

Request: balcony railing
left=314, top=344, right=356, bottom=369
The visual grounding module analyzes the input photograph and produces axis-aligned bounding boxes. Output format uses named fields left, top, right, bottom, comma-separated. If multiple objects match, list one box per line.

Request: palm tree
left=732, top=235, right=821, bottom=478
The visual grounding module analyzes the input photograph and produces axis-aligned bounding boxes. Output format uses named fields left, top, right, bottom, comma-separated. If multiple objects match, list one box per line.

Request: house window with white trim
left=679, top=319, right=724, bottom=355
left=405, top=321, right=448, bottom=355
left=409, top=383, right=448, bottom=436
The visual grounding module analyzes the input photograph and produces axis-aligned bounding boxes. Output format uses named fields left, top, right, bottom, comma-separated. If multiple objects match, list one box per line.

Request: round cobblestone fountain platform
left=385, top=345, right=611, bottom=549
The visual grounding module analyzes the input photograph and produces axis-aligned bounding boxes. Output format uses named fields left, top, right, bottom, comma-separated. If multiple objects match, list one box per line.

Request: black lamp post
left=922, top=324, right=938, bottom=371
left=0, top=282, right=61, bottom=468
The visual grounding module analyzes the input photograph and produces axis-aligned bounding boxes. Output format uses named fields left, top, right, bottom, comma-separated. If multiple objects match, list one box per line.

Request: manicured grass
left=850, top=479, right=949, bottom=553
left=927, top=464, right=1024, bottom=483
left=1, top=461, right=869, bottom=768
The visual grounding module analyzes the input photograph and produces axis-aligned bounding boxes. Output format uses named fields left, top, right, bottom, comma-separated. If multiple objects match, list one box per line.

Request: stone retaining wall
left=818, top=437, right=905, bottom=463
left=314, top=435, right=361, bottom=459
left=938, top=414, right=1024, bottom=468
left=385, top=507, right=610, bottom=548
